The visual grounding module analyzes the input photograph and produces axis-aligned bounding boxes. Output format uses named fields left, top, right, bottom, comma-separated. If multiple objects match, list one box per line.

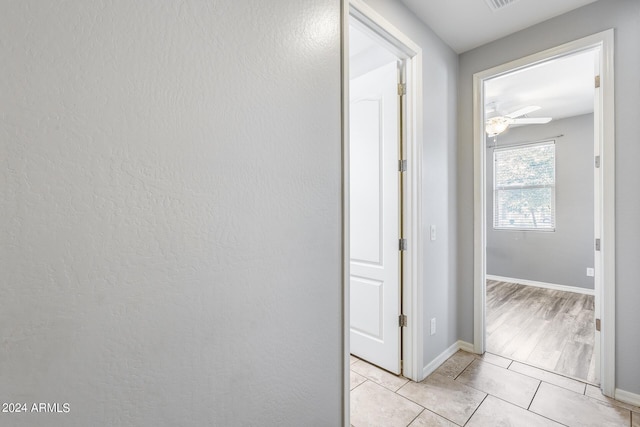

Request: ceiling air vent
left=484, top=0, right=520, bottom=11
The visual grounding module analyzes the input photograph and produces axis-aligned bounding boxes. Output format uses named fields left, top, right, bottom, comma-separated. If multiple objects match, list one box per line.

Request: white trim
left=346, top=0, right=424, bottom=386
left=486, top=275, right=595, bottom=296
left=404, top=25, right=424, bottom=384
left=599, top=29, right=616, bottom=399
left=473, top=29, right=615, bottom=396
left=422, top=341, right=475, bottom=378
left=614, top=389, right=640, bottom=407
left=341, top=1, right=350, bottom=425
left=458, top=340, right=476, bottom=353
left=349, top=0, right=421, bottom=56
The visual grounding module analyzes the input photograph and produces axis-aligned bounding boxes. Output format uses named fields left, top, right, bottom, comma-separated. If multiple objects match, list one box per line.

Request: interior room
left=2, top=0, right=639, bottom=426
left=483, top=50, right=598, bottom=383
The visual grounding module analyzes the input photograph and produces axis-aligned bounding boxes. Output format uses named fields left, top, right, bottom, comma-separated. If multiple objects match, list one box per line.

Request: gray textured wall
left=458, top=0, right=640, bottom=394
left=0, top=1, right=343, bottom=425
left=486, top=114, right=595, bottom=290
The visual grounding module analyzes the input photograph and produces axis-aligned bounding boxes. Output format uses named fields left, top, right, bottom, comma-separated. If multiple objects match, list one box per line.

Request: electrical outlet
left=430, top=225, right=436, bottom=241
left=586, top=268, right=594, bottom=277
left=430, top=318, right=436, bottom=335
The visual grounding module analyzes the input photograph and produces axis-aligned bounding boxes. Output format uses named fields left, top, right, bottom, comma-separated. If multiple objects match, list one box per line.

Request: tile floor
left=350, top=351, right=639, bottom=427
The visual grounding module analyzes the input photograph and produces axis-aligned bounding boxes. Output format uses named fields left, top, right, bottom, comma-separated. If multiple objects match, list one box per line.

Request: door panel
left=350, top=276, right=383, bottom=338
left=349, top=60, right=400, bottom=374
left=350, top=98, right=382, bottom=265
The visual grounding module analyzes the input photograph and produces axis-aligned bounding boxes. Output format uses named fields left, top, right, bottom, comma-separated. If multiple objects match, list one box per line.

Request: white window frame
left=493, top=140, right=556, bottom=232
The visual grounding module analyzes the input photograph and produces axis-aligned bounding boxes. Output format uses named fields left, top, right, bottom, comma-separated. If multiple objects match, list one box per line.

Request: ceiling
left=348, top=24, right=397, bottom=79
left=348, top=2, right=597, bottom=126
left=399, top=0, right=598, bottom=53
left=485, top=49, right=596, bottom=124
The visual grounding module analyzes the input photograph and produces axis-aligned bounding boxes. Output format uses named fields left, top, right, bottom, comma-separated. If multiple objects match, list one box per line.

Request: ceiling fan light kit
left=485, top=116, right=512, bottom=137
left=485, top=105, right=552, bottom=137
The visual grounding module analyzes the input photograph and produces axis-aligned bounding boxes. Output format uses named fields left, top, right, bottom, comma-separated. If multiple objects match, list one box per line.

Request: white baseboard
left=458, top=340, right=475, bottom=353
left=486, top=275, right=594, bottom=296
left=615, top=388, right=640, bottom=407
left=422, top=340, right=476, bottom=379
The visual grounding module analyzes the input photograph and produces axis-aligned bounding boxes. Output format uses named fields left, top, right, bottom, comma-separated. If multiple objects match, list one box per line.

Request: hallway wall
left=0, top=1, right=343, bottom=425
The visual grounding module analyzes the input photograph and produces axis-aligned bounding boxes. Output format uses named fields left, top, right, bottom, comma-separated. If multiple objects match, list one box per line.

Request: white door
left=349, top=60, right=401, bottom=374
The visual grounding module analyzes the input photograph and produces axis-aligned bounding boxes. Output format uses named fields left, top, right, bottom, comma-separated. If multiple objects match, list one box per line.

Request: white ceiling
left=399, top=0, right=598, bottom=53
left=484, top=48, right=596, bottom=124
left=349, top=3, right=596, bottom=124
left=349, top=24, right=397, bottom=78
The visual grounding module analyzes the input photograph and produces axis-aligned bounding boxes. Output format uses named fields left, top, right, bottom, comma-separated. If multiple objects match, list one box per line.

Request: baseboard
left=422, top=340, right=476, bottom=379
left=458, top=340, right=475, bottom=353
left=615, top=388, right=640, bottom=407
left=486, top=275, right=594, bottom=296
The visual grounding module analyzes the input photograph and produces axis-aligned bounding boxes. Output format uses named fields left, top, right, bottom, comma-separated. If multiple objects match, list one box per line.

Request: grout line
left=462, top=394, right=488, bottom=427
left=488, top=394, right=572, bottom=427
left=453, top=358, right=475, bottom=380
left=350, top=377, right=368, bottom=392
left=507, top=363, right=591, bottom=396
left=405, top=408, right=424, bottom=427
left=527, top=380, right=542, bottom=410
left=475, top=351, right=514, bottom=369
left=395, top=380, right=412, bottom=394
left=427, top=410, right=462, bottom=427
left=391, top=387, right=463, bottom=426
left=505, top=355, right=597, bottom=386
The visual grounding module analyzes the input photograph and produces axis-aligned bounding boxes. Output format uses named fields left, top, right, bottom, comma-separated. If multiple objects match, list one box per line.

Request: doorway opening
left=344, top=0, right=424, bottom=390
left=348, top=22, right=404, bottom=375
left=485, top=50, right=597, bottom=383
left=472, top=30, right=615, bottom=395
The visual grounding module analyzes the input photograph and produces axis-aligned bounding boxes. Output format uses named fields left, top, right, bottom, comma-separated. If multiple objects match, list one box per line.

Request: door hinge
left=595, top=238, right=601, bottom=251
left=595, top=75, right=601, bottom=88
left=595, top=155, right=601, bottom=168
left=398, top=159, right=407, bottom=172
left=399, top=238, right=407, bottom=251
left=399, top=314, right=407, bottom=327
left=596, top=318, right=601, bottom=331
left=398, top=83, right=406, bottom=96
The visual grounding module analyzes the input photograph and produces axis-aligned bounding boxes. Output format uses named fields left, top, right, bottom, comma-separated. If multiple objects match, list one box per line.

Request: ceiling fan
left=485, top=105, right=552, bottom=137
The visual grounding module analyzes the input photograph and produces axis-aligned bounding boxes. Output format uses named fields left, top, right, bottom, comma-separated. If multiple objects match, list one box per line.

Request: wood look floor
left=486, top=280, right=596, bottom=383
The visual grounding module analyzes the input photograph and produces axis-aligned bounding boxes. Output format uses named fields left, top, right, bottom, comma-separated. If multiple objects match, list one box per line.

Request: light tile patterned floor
left=350, top=351, right=639, bottom=427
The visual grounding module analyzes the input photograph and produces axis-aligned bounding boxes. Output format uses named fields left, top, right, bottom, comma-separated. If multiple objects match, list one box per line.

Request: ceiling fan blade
left=505, top=105, right=541, bottom=118
left=511, top=117, right=552, bottom=124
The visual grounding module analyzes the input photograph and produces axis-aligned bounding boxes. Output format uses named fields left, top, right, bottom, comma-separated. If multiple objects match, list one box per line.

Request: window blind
left=493, top=141, right=555, bottom=230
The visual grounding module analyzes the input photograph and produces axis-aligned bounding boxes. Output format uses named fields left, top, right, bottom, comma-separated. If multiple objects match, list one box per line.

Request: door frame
left=472, top=29, right=615, bottom=395
left=343, top=0, right=424, bottom=393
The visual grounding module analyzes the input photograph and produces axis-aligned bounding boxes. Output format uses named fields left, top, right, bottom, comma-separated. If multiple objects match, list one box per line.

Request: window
left=493, top=141, right=555, bottom=231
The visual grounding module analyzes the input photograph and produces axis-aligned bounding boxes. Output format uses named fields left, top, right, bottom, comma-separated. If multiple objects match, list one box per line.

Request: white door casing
left=349, top=60, right=401, bottom=374
left=592, top=49, right=602, bottom=385
left=344, top=3, right=424, bottom=400
left=472, top=29, right=615, bottom=396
